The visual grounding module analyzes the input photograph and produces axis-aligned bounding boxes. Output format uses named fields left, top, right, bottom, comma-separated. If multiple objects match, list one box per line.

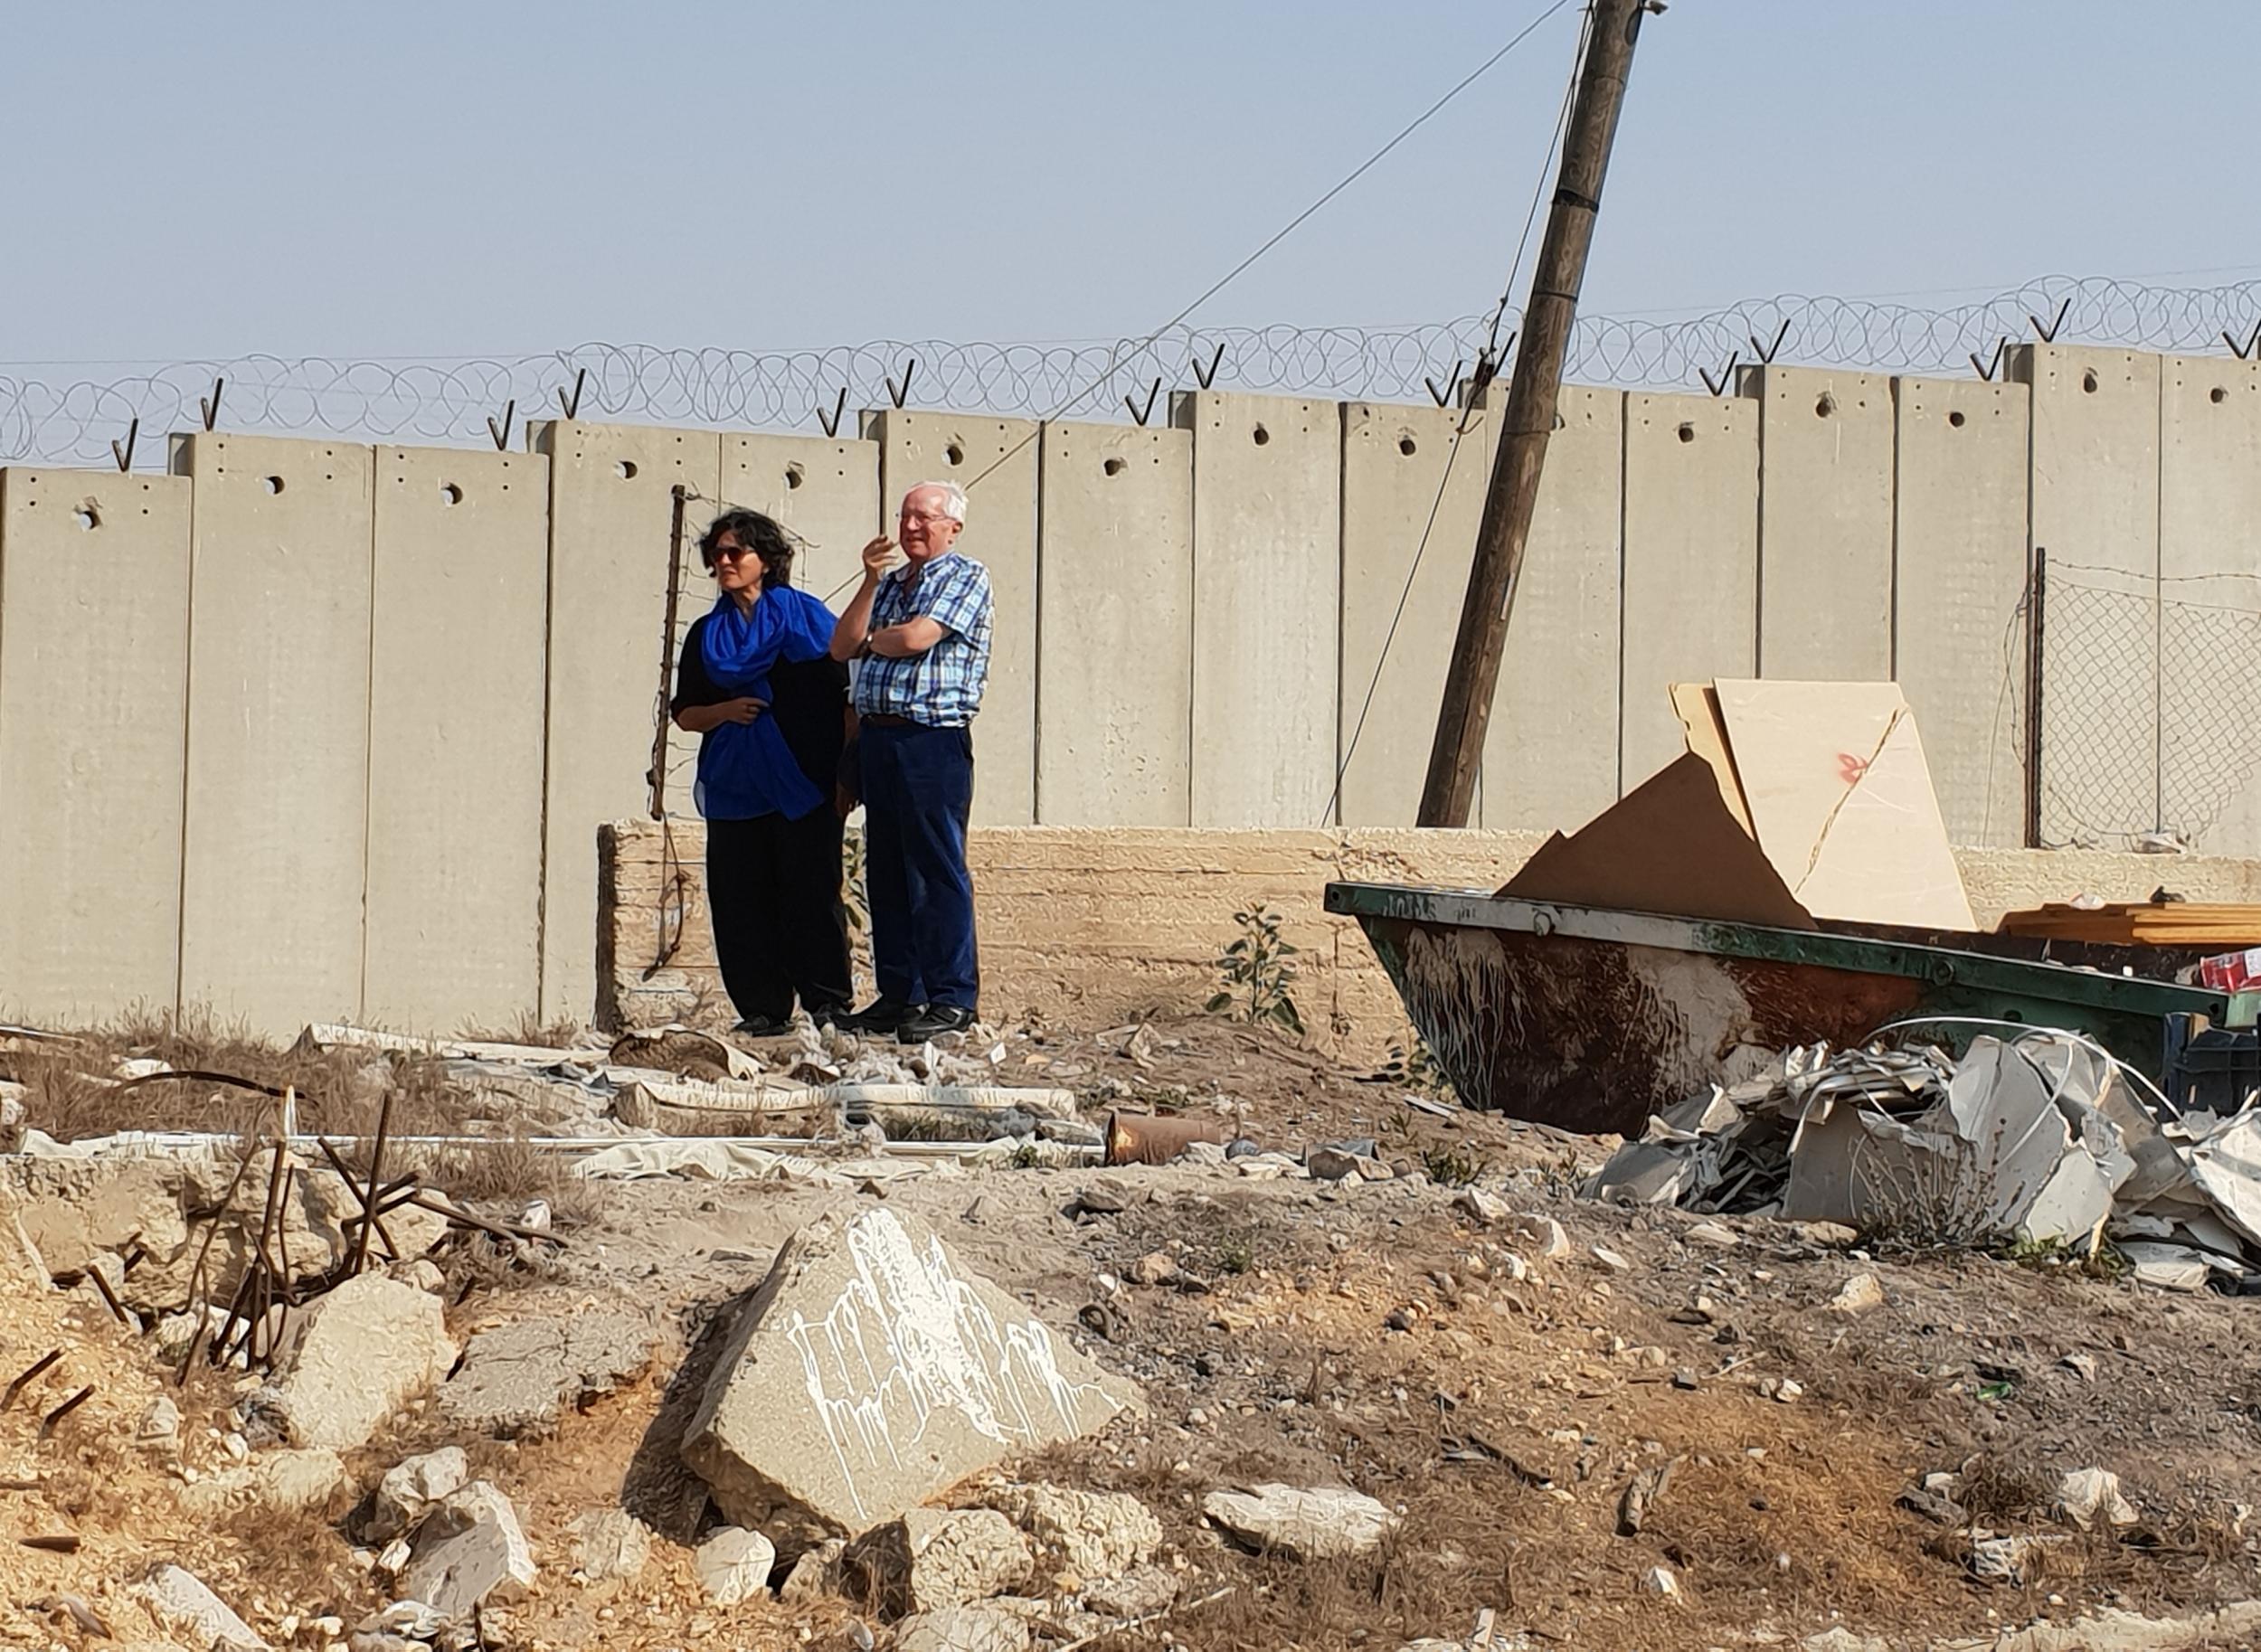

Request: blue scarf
left=694, top=589, right=829, bottom=821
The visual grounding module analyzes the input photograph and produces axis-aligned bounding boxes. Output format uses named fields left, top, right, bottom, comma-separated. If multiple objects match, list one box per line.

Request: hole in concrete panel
left=1102, top=458, right=1126, bottom=477
left=784, top=462, right=805, bottom=489
left=2213, top=386, right=2229, bottom=405
left=1677, top=423, right=1696, bottom=443
left=1814, top=393, right=1836, bottom=418
left=1398, top=436, right=1418, bottom=457
left=616, top=460, right=639, bottom=480
left=73, top=506, right=99, bottom=531
left=261, top=476, right=286, bottom=496
left=2081, top=370, right=2099, bottom=394
left=440, top=483, right=463, bottom=505
left=1948, top=410, right=1966, bottom=429
left=944, top=443, right=965, bottom=467
left=1252, top=424, right=1271, bottom=446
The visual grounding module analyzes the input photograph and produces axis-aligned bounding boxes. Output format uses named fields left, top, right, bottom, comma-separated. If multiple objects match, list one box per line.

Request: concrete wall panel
left=1174, top=391, right=1342, bottom=826
left=862, top=411, right=1037, bottom=826
left=721, top=431, right=880, bottom=611
left=175, top=435, right=374, bottom=1032
left=2160, top=354, right=2261, bottom=853
left=1035, top=420, right=1193, bottom=825
left=534, top=420, right=723, bottom=1024
left=2016, top=345, right=2161, bottom=845
left=0, top=469, right=191, bottom=1022
left=1750, top=366, right=1894, bottom=680
left=1336, top=401, right=1486, bottom=826
left=1893, top=377, right=2029, bottom=847
left=1620, top=393, right=1758, bottom=789
left=364, top=447, right=549, bottom=1030
left=1481, top=384, right=1624, bottom=831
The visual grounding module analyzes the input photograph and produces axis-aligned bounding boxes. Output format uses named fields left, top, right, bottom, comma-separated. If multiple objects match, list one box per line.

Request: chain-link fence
left=13, top=274, right=2261, bottom=469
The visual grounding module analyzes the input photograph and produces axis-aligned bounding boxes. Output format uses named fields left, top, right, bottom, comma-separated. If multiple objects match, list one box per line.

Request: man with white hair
left=828, top=479, right=994, bottom=1042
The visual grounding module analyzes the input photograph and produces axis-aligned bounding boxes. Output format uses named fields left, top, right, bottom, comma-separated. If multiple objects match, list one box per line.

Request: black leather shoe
left=899, top=1004, right=977, bottom=1043
left=732, top=1015, right=793, bottom=1037
left=837, top=997, right=912, bottom=1035
left=803, top=999, right=854, bottom=1032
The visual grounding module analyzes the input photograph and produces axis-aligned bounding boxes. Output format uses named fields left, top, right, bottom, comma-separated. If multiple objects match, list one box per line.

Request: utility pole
left=1417, top=0, right=1653, bottom=826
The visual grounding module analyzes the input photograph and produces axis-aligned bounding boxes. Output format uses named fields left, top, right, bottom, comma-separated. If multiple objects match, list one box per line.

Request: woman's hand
left=717, top=696, right=765, bottom=725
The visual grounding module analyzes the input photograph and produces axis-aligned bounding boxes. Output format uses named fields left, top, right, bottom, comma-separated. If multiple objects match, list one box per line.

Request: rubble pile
left=1585, top=1027, right=2261, bottom=1286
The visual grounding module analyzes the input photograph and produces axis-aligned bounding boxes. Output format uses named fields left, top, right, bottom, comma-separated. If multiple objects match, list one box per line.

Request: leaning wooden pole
left=1418, top=0, right=1652, bottom=826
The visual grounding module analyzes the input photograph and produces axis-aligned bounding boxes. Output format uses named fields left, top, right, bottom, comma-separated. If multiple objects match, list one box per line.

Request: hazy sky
left=5, top=1, right=2258, bottom=366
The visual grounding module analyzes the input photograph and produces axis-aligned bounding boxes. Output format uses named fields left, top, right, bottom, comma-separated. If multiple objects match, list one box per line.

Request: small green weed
left=1215, top=1229, right=1257, bottom=1276
left=1206, top=903, right=1304, bottom=1035
left=1419, top=1140, right=1489, bottom=1187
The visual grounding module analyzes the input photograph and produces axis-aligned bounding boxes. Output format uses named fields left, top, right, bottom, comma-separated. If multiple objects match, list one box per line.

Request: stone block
left=438, top=1307, right=655, bottom=1434
left=1202, top=1483, right=1399, bottom=1561
left=694, top=1526, right=774, bottom=1605
left=897, top=1605, right=1032, bottom=1652
left=682, top=1204, right=1141, bottom=1537
left=135, top=1564, right=268, bottom=1651
left=847, top=1507, right=1032, bottom=1616
left=567, top=1508, right=652, bottom=1581
left=270, top=1272, right=459, bottom=1450
left=399, top=1481, right=535, bottom=1621
left=367, top=1446, right=470, bottom=1543
left=977, top=1483, right=1161, bottom=1578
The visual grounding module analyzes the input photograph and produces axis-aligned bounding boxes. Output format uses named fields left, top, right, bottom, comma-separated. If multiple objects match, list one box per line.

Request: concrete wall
left=601, top=819, right=2261, bottom=1053
left=1177, top=392, right=1342, bottom=826
left=175, top=435, right=374, bottom=1032
left=7, top=343, right=2259, bottom=1035
left=1036, top=419, right=1194, bottom=826
left=0, top=468, right=191, bottom=1024
left=1892, top=377, right=2029, bottom=848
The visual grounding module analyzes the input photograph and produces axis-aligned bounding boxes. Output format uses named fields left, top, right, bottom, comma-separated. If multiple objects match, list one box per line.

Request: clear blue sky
left=5, top=1, right=2257, bottom=365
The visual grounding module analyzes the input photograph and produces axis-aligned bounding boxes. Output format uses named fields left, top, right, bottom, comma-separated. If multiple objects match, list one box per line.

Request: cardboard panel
left=0, top=468, right=191, bottom=1022
left=1337, top=401, right=1487, bottom=826
left=1892, top=377, right=2029, bottom=847
left=175, top=434, right=374, bottom=1032
left=533, top=420, right=723, bottom=1024
left=1749, top=366, right=1894, bottom=680
left=2159, top=355, right=2261, bottom=852
left=862, top=411, right=1038, bottom=826
left=1036, top=419, right=1193, bottom=825
left=364, top=447, right=550, bottom=1030
left=2015, top=345, right=2162, bottom=845
left=1481, top=385, right=1624, bottom=831
left=1174, top=391, right=1342, bottom=826
left=1621, top=394, right=1758, bottom=790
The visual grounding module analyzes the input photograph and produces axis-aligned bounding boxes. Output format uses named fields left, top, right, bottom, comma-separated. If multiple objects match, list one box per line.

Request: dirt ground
left=6, top=1011, right=2261, bottom=1651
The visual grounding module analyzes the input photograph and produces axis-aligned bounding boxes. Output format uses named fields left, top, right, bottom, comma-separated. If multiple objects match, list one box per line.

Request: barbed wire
left=11, top=274, right=2261, bottom=470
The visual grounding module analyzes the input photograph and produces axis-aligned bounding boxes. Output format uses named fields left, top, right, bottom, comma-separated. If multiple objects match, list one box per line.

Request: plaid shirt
left=852, top=552, right=993, bottom=727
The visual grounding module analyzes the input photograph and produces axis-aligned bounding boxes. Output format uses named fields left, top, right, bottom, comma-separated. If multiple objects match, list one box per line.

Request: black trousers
left=705, top=808, right=854, bottom=1024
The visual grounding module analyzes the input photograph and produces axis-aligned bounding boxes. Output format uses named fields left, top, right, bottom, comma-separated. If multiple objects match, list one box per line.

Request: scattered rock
left=681, top=1205, right=1141, bottom=1540
left=1202, top=1484, right=1400, bottom=1562
left=392, top=1259, right=447, bottom=1294
left=1896, top=1483, right=1967, bottom=1526
left=1305, top=1147, right=1367, bottom=1182
left=1829, top=1273, right=1887, bottom=1316
left=137, top=1395, right=181, bottom=1445
left=438, top=1307, right=656, bottom=1434
left=358, top=1601, right=445, bottom=1642
left=2058, top=1466, right=2139, bottom=1529
left=976, top=1484, right=1161, bottom=1578
left=1971, top=1531, right=2067, bottom=1585
left=1454, top=1188, right=1509, bottom=1223
left=1616, top=1456, right=1681, bottom=1537
left=398, top=1481, right=535, bottom=1621
left=895, top=1605, right=1032, bottom=1652
left=1509, top=1213, right=1571, bottom=1260
left=1126, top=1251, right=1178, bottom=1287
left=368, top=1447, right=471, bottom=1543
left=568, top=1509, right=653, bottom=1582
left=1640, top=1563, right=1679, bottom=1598
left=2061, top=1351, right=2099, bottom=1382
left=695, top=1527, right=776, bottom=1606
left=1685, top=1221, right=1738, bottom=1248
left=778, top=1536, right=848, bottom=1603
left=848, top=1507, right=1032, bottom=1615
left=269, top=1272, right=458, bottom=1451
left=256, top=1448, right=347, bottom=1513
left=1802, top=1630, right=1891, bottom=1652
left=1589, top=1245, right=1630, bottom=1272
left=1083, top=1563, right=1178, bottom=1619
left=1793, top=1222, right=1860, bottom=1248
left=135, top=1564, right=269, bottom=1651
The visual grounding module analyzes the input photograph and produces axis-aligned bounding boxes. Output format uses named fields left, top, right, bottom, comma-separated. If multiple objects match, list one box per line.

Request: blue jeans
left=859, top=722, right=979, bottom=1010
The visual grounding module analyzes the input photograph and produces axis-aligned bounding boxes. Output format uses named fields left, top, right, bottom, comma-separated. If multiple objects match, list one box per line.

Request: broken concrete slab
left=778, top=1536, right=848, bottom=1603
left=681, top=1204, right=1142, bottom=1538
left=437, top=1307, right=656, bottom=1434
left=1084, top=1564, right=1178, bottom=1619
left=136, top=1565, right=269, bottom=1651
left=269, top=1272, right=458, bottom=1450
left=398, top=1481, right=535, bottom=1621
left=847, top=1507, right=1033, bottom=1616
left=367, top=1447, right=470, bottom=1543
left=1829, top=1273, right=1886, bottom=1316
left=1202, top=1483, right=1400, bottom=1562
left=567, top=1508, right=652, bottom=1582
left=694, top=1526, right=775, bottom=1606
left=977, top=1483, right=1162, bottom=1579
left=2058, top=1466, right=2139, bottom=1529
left=896, top=1605, right=1033, bottom=1652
